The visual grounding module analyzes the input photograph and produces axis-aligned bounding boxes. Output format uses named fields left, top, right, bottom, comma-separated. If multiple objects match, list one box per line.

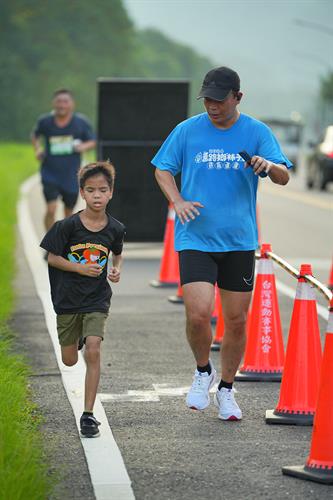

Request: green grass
left=0, top=143, right=52, bottom=499
left=0, top=143, right=38, bottom=319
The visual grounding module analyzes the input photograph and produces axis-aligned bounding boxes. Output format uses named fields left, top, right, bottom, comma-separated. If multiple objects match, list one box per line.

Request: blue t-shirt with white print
left=151, top=112, right=292, bottom=252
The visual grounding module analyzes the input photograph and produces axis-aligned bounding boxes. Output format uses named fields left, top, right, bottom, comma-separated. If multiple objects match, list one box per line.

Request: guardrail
left=255, top=248, right=332, bottom=303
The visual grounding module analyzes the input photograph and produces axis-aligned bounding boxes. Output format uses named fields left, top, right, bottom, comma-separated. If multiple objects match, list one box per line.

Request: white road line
left=99, top=383, right=224, bottom=403
left=99, top=392, right=160, bottom=403
left=18, top=175, right=135, bottom=500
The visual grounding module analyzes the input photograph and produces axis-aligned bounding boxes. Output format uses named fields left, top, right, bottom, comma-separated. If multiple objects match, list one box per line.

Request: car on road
left=306, top=125, right=333, bottom=191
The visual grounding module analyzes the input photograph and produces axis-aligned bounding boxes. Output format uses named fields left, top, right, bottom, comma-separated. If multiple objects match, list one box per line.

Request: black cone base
left=168, top=295, right=184, bottom=304
left=150, top=280, right=178, bottom=288
left=235, top=370, right=282, bottom=382
left=265, top=409, right=313, bottom=426
left=282, top=465, right=333, bottom=484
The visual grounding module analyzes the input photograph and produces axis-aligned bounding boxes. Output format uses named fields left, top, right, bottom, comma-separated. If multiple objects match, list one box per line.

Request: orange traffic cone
left=282, top=298, right=333, bottom=483
left=266, top=264, right=322, bottom=425
left=328, top=258, right=333, bottom=291
left=150, top=204, right=179, bottom=287
left=211, top=286, right=221, bottom=324
left=211, top=300, right=224, bottom=351
left=168, top=282, right=184, bottom=304
left=235, top=243, right=284, bottom=381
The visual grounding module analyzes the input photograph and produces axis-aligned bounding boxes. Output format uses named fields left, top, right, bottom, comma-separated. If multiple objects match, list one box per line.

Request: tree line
left=0, top=0, right=214, bottom=140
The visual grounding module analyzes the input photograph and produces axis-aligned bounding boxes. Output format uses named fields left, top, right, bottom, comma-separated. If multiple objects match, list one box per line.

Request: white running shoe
left=186, top=363, right=217, bottom=411
left=214, top=387, right=242, bottom=421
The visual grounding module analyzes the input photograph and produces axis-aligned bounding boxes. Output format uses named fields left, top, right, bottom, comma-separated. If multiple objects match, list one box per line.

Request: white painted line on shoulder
left=18, top=175, right=135, bottom=500
left=100, top=392, right=160, bottom=403
left=99, top=383, right=234, bottom=403
left=20, top=172, right=40, bottom=195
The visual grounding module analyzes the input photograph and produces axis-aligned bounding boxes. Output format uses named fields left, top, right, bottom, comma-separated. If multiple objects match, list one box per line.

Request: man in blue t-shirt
left=32, top=89, right=96, bottom=231
left=152, top=66, right=292, bottom=421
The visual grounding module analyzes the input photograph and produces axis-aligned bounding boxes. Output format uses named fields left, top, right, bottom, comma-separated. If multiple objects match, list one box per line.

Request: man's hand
left=73, top=140, right=96, bottom=153
left=244, top=155, right=290, bottom=184
left=78, top=263, right=102, bottom=277
left=245, top=155, right=272, bottom=176
left=108, top=267, right=121, bottom=283
left=174, top=199, right=204, bottom=225
left=35, top=148, right=45, bottom=162
left=73, top=141, right=84, bottom=153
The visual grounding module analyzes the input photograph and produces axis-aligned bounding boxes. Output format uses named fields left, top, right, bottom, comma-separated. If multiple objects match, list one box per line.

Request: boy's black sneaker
left=80, top=413, right=101, bottom=438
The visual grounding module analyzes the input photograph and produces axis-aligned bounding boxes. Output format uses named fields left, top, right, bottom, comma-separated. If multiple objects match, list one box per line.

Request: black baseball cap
left=197, top=66, right=240, bottom=101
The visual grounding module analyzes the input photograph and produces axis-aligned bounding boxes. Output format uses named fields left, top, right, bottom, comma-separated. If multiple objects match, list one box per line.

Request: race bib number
left=49, top=135, right=74, bottom=155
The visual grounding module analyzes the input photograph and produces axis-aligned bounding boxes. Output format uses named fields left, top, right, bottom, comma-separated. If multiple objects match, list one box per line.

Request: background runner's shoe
left=186, top=362, right=216, bottom=410
left=80, top=414, right=101, bottom=438
left=214, top=387, right=242, bottom=421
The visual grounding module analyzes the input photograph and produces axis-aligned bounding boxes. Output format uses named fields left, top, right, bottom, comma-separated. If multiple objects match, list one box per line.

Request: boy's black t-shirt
left=40, top=212, right=125, bottom=315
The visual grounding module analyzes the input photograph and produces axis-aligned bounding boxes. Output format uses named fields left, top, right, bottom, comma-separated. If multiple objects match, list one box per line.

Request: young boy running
left=40, top=161, right=125, bottom=437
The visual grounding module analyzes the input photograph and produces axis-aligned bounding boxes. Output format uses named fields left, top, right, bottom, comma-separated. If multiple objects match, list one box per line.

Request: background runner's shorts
left=56, top=312, right=108, bottom=346
left=42, top=182, right=78, bottom=208
left=179, top=250, right=255, bottom=292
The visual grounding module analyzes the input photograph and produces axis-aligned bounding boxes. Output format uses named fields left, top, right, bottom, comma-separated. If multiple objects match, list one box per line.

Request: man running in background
left=32, top=89, right=96, bottom=231
left=152, top=66, right=292, bottom=421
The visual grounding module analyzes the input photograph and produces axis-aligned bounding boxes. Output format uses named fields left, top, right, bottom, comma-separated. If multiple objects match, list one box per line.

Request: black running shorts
left=179, top=250, right=255, bottom=292
left=42, top=182, right=78, bottom=209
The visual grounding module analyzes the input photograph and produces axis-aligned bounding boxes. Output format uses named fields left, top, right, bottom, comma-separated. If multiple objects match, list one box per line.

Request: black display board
left=97, top=79, right=189, bottom=241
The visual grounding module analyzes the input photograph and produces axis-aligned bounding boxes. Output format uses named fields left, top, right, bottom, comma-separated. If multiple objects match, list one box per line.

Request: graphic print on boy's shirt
left=67, top=243, right=109, bottom=269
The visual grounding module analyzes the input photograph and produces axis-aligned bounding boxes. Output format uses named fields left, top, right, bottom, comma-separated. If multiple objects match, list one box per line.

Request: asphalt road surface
left=19, top=164, right=333, bottom=500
